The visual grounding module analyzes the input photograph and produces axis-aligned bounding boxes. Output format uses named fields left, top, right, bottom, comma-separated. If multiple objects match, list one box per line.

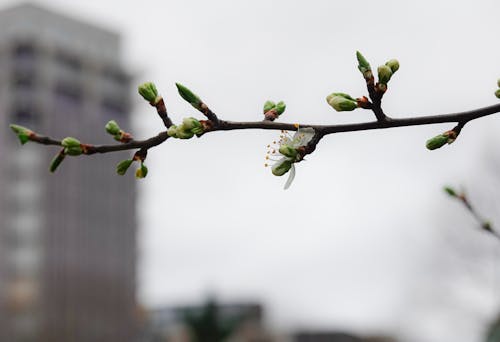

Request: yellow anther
left=293, top=123, right=299, bottom=128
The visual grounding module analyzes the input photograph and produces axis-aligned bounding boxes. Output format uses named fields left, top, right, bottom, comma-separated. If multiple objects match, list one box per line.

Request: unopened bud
left=167, top=125, right=178, bottom=138
left=9, top=124, right=32, bottom=145
left=105, top=120, right=121, bottom=135
left=135, top=163, right=148, bottom=179
left=138, top=82, right=160, bottom=104
left=271, top=159, right=293, bottom=176
left=279, top=145, right=298, bottom=159
left=176, top=125, right=195, bottom=139
left=495, top=89, right=500, bottom=99
left=385, top=59, right=399, bottom=73
left=176, top=83, right=202, bottom=109
left=377, top=65, right=393, bottom=84
left=49, top=150, right=66, bottom=173
left=61, top=137, right=81, bottom=148
left=326, top=94, right=358, bottom=112
left=275, top=101, right=286, bottom=115
left=443, top=186, right=457, bottom=197
left=356, top=51, right=371, bottom=75
left=116, top=159, right=134, bottom=176
left=263, top=101, right=276, bottom=114
left=426, top=134, right=449, bottom=150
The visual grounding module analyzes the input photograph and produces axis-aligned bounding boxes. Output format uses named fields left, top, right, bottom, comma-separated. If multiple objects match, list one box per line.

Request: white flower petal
left=292, top=127, right=315, bottom=147
left=283, top=163, right=296, bottom=190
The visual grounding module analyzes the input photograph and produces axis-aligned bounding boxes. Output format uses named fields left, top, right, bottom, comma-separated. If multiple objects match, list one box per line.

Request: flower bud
left=326, top=94, right=358, bottom=112
left=279, top=144, right=298, bottom=159
left=10, top=124, right=32, bottom=145
left=377, top=65, right=393, bottom=84
left=271, top=159, right=293, bottom=176
left=275, top=101, right=286, bottom=115
left=426, top=134, right=449, bottom=150
left=356, top=51, right=371, bottom=75
left=167, top=125, right=178, bottom=138
left=135, top=163, right=148, bottom=179
left=64, top=146, right=83, bottom=156
left=495, top=89, right=500, bottom=99
left=385, top=59, right=399, bottom=73
left=330, top=93, right=356, bottom=101
left=138, top=82, right=160, bottom=104
left=61, top=137, right=81, bottom=148
left=176, top=83, right=202, bottom=109
left=176, top=125, right=195, bottom=139
left=105, top=120, right=121, bottom=135
left=443, top=186, right=457, bottom=197
left=49, top=150, right=66, bottom=173
left=263, top=101, right=276, bottom=114
left=116, top=159, right=133, bottom=176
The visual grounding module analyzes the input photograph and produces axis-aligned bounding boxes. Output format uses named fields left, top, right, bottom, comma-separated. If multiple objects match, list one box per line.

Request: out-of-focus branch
left=443, top=186, right=500, bottom=241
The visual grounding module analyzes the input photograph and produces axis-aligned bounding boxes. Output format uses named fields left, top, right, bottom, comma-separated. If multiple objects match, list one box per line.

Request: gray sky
left=3, top=0, right=500, bottom=341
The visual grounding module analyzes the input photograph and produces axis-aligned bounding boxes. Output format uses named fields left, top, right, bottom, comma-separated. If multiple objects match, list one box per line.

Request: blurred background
left=0, top=1, right=499, bottom=341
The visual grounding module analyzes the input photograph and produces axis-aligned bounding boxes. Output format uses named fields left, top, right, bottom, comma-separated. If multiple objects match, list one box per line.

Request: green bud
left=10, top=124, right=32, bottom=145
left=279, top=145, right=298, bottom=159
left=167, top=125, right=178, bottom=138
left=138, top=82, right=160, bottom=104
left=385, top=59, right=400, bottom=73
left=49, top=151, right=66, bottom=173
left=116, top=159, right=134, bottom=175
left=263, top=101, right=276, bottom=114
left=326, top=94, right=358, bottom=112
left=275, top=101, right=286, bottom=115
left=176, top=83, right=202, bottom=109
left=377, top=65, right=393, bottom=84
left=443, top=186, right=457, bottom=197
left=330, top=93, right=356, bottom=101
left=105, top=120, right=121, bottom=135
left=135, top=163, right=148, bottom=179
left=495, top=89, right=500, bottom=99
left=271, top=159, right=293, bottom=176
left=426, top=134, right=449, bottom=150
left=176, top=125, right=195, bottom=139
left=64, top=146, right=83, bottom=156
left=61, top=137, right=81, bottom=148
left=182, top=117, right=200, bottom=130
left=356, top=51, right=371, bottom=74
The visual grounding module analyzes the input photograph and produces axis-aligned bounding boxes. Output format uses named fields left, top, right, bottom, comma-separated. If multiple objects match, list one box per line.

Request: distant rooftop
left=0, top=2, right=122, bottom=62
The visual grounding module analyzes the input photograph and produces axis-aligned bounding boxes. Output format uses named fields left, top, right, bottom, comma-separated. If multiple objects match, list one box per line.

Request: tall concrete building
left=0, top=4, right=137, bottom=341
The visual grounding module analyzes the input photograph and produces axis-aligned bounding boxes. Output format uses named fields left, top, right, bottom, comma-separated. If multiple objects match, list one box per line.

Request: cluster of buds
left=105, top=120, right=132, bottom=143
left=326, top=93, right=359, bottom=112
left=167, top=117, right=204, bottom=139
left=116, top=152, right=148, bottom=179
left=496, top=79, right=500, bottom=99
left=9, top=124, right=34, bottom=145
left=263, top=100, right=286, bottom=121
left=426, top=129, right=458, bottom=150
left=138, top=82, right=162, bottom=106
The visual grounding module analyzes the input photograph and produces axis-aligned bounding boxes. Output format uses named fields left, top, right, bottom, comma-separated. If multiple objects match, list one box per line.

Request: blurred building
left=291, top=332, right=397, bottom=342
left=0, top=3, right=137, bottom=341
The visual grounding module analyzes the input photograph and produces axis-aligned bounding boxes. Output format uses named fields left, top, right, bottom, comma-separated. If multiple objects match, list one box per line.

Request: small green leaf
left=176, top=83, right=202, bottom=109
left=49, top=151, right=66, bottom=173
left=116, top=159, right=133, bottom=175
left=10, top=124, right=32, bottom=145
left=443, top=186, right=457, bottom=197
left=275, top=101, right=286, bottom=115
left=263, top=101, right=276, bottom=114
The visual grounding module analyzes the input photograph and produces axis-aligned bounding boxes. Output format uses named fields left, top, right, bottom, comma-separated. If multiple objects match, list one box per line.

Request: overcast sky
left=3, top=0, right=500, bottom=341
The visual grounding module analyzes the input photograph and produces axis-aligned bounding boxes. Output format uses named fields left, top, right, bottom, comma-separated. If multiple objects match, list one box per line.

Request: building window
left=101, top=98, right=127, bottom=122
left=54, top=81, right=82, bottom=105
left=55, top=50, right=81, bottom=72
